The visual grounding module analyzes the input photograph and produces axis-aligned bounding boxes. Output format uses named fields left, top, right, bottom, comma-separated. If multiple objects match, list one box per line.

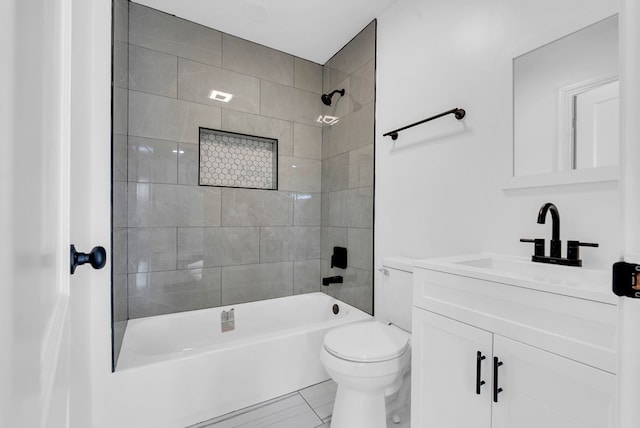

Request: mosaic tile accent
left=199, top=128, right=278, bottom=190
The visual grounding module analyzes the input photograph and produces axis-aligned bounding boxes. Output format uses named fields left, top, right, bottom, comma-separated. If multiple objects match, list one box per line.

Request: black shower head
left=321, top=89, right=345, bottom=106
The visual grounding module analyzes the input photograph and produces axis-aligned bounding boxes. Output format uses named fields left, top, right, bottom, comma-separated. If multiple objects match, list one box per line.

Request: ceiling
left=133, top=0, right=399, bottom=64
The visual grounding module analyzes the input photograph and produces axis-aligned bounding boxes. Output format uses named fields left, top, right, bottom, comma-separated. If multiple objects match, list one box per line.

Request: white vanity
left=411, top=254, right=617, bottom=428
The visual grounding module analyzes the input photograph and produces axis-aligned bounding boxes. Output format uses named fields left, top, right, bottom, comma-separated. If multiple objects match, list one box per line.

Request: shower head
left=321, top=89, right=345, bottom=106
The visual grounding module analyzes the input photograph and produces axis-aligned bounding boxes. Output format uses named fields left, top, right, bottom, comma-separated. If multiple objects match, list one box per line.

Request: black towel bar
left=383, top=107, right=466, bottom=140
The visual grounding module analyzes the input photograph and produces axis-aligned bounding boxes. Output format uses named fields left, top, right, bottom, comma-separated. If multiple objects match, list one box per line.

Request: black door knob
left=70, top=244, right=106, bottom=274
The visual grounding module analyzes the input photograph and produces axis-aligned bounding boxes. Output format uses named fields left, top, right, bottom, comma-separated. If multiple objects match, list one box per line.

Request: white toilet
left=321, top=258, right=413, bottom=428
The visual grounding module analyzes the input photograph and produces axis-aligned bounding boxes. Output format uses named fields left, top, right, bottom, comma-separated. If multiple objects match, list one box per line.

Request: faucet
left=537, top=202, right=561, bottom=258
left=521, top=202, right=599, bottom=267
left=322, top=276, right=343, bottom=286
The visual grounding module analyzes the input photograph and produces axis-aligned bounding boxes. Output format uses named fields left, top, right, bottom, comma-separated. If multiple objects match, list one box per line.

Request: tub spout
left=221, top=308, right=235, bottom=333
left=322, top=276, right=343, bottom=286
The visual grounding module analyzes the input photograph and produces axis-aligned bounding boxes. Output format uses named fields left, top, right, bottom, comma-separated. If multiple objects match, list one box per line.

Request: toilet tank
left=381, top=257, right=414, bottom=332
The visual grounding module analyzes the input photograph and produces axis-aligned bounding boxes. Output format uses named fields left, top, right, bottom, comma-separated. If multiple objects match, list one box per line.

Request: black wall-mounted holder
left=331, top=246, right=347, bottom=269
left=383, top=107, right=466, bottom=140
left=613, top=261, right=640, bottom=298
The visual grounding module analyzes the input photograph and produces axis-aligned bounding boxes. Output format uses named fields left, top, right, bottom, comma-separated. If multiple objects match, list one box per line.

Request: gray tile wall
left=112, top=0, right=129, bottom=368
left=124, top=2, right=324, bottom=319
left=320, top=22, right=376, bottom=315
left=114, top=2, right=374, bottom=330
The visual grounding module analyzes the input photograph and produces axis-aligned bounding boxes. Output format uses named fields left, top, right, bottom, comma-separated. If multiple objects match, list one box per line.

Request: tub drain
left=332, top=304, right=339, bottom=314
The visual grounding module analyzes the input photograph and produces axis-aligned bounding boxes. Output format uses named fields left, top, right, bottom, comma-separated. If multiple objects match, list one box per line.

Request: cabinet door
left=492, top=335, right=615, bottom=428
left=411, top=309, right=493, bottom=428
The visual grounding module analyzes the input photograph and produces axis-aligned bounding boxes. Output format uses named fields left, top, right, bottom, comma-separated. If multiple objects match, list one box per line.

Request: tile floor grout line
left=296, top=391, right=325, bottom=424
left=189, top=380, right=339, bottom=428
left=259, top=402, right=323, bottom=428
left=190, top=392, right=299, bottom=427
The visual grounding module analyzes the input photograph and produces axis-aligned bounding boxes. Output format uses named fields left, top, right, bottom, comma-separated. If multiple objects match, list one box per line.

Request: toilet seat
left=323, top=321, right=410, bottom=363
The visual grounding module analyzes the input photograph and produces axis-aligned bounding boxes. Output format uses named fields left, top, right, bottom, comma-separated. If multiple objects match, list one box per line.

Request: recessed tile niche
left=199, top=128, right=278, bottom=190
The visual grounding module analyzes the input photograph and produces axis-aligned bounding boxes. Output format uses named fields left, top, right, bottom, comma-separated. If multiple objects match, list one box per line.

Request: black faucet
left=322, top=276, right=343, bottom=286
left=537, top=202, right=561, bottom=258
left=521, top=202, right=599, bottom=267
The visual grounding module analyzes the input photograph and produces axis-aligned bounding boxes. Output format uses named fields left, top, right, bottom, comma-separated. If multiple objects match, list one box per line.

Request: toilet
left=321, top=257, right=413, bottom=428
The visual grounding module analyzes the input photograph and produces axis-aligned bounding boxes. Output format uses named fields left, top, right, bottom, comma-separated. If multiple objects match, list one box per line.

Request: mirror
left=512, top=15, right=619, bottom=185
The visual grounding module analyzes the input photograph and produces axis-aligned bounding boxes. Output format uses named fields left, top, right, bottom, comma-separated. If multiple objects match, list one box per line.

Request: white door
left=491, top=335, right=615, bottom=428
left=575, top=80, right=620, bottom=169
left=411, top=309, right=493, bottom=428
left=0, top=0, right=110, bottom=426
left=0, top=0, right=73, bottom=426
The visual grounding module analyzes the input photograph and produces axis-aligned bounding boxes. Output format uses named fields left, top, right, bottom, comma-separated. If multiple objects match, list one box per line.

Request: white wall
left=375, top=0, right=621, bottom=317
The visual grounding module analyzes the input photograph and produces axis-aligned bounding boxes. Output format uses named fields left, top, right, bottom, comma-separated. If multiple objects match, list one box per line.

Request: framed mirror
left=508, top=14, right=619, bottom=189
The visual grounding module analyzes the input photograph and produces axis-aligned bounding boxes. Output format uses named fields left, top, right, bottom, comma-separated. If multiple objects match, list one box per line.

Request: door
left=491, top=335, right=615, bottom=428
left=574, top=80, right=620, bottom=169
left=411, top=309, right=493, bottom=428
left=0, top=0, right=109, bottom=426
left=0, top=0, right=73, bottom=426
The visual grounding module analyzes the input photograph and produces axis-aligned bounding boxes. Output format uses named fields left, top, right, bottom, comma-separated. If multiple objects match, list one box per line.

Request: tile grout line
left=193, top=392, right=301, bottom=427
left=297, top=391, right=326, bottom=425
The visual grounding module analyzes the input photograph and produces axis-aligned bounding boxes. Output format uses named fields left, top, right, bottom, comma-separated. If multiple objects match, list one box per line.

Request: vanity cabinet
left=412, top=309, right=615, bottom=428
left=412, top=310, right=492, bottom=428
left=411, top=259, right=617, bottom=428
left=490, top=334, right=614, bottom=428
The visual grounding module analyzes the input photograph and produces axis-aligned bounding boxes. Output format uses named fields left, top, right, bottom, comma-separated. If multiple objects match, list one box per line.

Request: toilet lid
left=323, top=322, right=410, bottom=362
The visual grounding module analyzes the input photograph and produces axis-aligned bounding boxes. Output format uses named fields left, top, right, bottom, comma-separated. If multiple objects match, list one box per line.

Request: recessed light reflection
left=172, top=149, right=185, bottom=154
left=209, top=89, right=234, bottom=103
left=317, top=115, right=340, bottom=126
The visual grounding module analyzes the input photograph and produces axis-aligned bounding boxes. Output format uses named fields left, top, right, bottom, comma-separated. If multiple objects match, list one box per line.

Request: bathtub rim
left=116, top=292, right=372, bottom=371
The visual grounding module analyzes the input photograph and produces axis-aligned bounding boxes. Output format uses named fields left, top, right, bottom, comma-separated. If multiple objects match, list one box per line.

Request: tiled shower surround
left=112, top=1, right=375, bottom=359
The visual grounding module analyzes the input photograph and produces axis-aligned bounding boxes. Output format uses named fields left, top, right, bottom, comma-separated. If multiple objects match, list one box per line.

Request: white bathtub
left=109, top=292, right=371, bottom=427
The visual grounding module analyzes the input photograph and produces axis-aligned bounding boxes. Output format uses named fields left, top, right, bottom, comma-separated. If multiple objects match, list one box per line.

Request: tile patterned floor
left=188, top=380, right=336, bottom=428
left=189, top=372, right=411, bottom=428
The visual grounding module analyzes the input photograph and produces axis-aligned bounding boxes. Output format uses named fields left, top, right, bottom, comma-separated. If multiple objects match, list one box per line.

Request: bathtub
left=108, top=292, right=371, bottom=427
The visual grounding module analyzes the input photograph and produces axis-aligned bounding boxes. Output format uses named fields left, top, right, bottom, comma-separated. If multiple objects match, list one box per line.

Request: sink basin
left=414, top=253, right=615, bottom=303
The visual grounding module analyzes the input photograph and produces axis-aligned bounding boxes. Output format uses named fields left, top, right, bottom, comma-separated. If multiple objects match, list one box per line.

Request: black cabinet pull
left=493, top=357, right=503, bottom=402
left=476, top=351, right=486, bottom=395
